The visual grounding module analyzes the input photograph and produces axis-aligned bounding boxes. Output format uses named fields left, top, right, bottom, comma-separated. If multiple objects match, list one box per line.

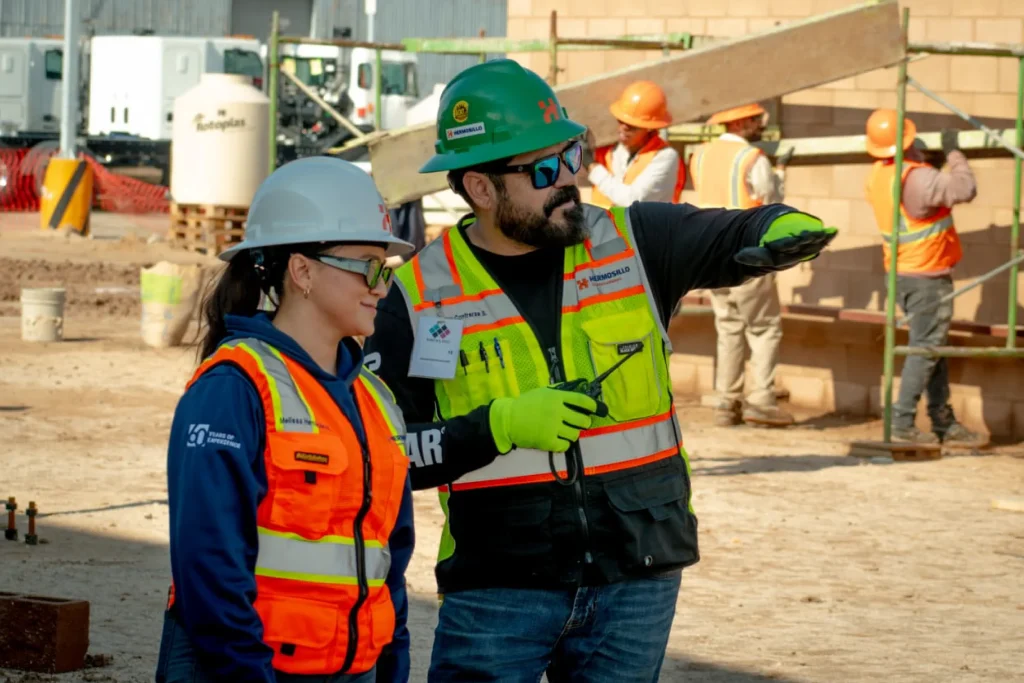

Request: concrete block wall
left=508, top=0, right=1024, bottom=326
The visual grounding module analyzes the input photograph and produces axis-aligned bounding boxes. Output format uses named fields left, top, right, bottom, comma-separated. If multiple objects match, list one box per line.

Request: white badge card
left=409, top=316, right=465, bottom=379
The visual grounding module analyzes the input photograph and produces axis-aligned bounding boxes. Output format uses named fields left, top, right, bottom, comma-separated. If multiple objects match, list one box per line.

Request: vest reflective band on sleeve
left=450, top=411, right=680, bottom=490
left=230, top=340, right=318, bottom=433
left=896, top=214, right=955, bottom=244
left=255, top=528, right=391, bottom=586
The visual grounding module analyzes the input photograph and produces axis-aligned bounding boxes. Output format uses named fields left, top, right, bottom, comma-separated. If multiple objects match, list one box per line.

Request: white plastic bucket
left=20, top=287, right=66, bottom=342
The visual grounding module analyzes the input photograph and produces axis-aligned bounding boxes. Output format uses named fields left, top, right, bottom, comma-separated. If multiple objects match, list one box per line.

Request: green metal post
left=1009, top=57, right=1023, bottom=349
left=268, top=11, right=279, bottom=174
left=548, top=10, right=558, bottom=85
left=374, top=48, right=383, bottom=131
left=882, top=7, right=911, bottom=444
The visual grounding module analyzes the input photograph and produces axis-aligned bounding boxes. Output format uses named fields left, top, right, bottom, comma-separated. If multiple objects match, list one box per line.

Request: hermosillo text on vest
left=168, top=338, right=408, bottom=675
left=393, top=204, right=698, bottom=590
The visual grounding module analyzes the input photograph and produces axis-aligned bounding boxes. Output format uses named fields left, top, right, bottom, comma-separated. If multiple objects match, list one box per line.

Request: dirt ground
left=1, top=213, right=1022, bottom=683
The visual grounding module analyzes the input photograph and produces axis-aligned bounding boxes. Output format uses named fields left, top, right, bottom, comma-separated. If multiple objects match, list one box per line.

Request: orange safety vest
left=689, top=138, right=765, bottom=209
left=167, top=338, right=408, bottom=676
left=866, top=159, right=962, bottom=274
left=590, top=136, right=686, bottom=208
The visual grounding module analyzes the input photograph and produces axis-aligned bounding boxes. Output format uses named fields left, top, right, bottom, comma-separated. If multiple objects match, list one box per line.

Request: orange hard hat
left=707, top=103, right=767, bottom=126
left=609, top=81, right=672, bottom=129
left=865, top=108, right=917, bottom=159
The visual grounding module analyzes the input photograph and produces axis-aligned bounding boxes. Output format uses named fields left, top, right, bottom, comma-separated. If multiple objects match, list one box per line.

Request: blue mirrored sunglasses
left=489, top=140, right=583, bottom=190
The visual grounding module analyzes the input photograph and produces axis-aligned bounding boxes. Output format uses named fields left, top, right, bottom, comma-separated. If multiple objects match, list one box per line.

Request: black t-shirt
left=364, top=201, right=791, bottom=489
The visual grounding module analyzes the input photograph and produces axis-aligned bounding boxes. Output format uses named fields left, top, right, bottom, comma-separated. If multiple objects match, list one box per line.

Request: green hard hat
left=419, top=59, right=587, bottom=174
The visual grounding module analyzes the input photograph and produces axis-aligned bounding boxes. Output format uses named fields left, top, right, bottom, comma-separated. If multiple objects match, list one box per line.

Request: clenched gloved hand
left=734, top=212, right=838, bottom=271
left=489, top=387, right=598, bottom=454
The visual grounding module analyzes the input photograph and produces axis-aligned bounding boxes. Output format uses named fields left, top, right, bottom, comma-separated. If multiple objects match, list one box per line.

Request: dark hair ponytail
left=196, top=251, right=266, bottom=361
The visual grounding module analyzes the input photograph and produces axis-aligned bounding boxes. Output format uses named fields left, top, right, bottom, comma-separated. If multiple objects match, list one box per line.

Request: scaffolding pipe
left=268, top=11, right=280, bottom=174
left=1010, top=57, right=1024, bottom=350
left=909, top=40, right=1024, bottom=58
left=895, top=346, right=1024, bottom=358
left=882, top=7, right=910, bottom=445
left=548, top=10, right=558, bottom=85
left=908, top=76, right=1024, bottom=162
left=896, top=252, right=1024, bottom=328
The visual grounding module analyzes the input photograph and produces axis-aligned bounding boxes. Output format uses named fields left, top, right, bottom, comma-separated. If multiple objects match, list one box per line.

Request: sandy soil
left=1, top=216, right=1022, bottom=683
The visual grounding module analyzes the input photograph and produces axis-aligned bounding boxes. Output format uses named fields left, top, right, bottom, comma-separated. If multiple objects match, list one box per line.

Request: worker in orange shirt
left=864, top=108, right=986, bottom=447
left=584, top=80, right=686, bottom=207
left=690, top=103, right=794, bottom=427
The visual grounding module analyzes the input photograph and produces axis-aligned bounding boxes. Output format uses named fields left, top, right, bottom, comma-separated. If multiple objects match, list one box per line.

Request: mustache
left=543, top=186, right=582, bottom=217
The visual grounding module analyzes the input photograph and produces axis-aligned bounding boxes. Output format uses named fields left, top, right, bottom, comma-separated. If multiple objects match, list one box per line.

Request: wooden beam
left=369, top=1, right=904, bottom=207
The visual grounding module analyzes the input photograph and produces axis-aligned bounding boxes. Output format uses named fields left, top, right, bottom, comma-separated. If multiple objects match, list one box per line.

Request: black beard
left=494, top=181, right=586, bottom=249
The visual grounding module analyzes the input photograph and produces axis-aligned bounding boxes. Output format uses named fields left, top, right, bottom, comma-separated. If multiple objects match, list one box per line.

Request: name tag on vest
left=409, top=316, right=465, bottom=379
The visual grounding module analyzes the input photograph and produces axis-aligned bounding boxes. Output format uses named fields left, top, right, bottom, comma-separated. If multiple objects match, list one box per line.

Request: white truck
left=87, top=35, right=263, bottom=141
left=0, top=38, right=65, bottom=136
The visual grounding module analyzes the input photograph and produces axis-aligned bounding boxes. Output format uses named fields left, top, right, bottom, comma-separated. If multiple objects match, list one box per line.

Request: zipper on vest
left=341, top=441, right=373, bottom=673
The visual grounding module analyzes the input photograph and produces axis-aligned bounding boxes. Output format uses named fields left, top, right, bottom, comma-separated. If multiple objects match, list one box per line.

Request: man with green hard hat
left=364, top=59, right=836, bottom=682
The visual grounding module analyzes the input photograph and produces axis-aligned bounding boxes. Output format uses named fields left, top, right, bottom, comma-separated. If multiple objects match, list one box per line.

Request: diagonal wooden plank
left=369, top=0, right=904, bottom=207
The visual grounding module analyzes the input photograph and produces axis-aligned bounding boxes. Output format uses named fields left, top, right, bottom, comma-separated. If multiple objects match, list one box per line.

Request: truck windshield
left=282, top=57, right=336, bottom=88
left=357, top=62, right=418, bottom=98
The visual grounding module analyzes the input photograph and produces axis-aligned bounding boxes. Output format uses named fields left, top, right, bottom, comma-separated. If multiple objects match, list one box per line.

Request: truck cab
left=0, top=38, right=65, bottom=135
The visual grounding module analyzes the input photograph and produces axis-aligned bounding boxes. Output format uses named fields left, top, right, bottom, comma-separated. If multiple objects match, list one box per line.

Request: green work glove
left=734, top=211, right=838, bottom=271
left=489, top=387, right=598, bottom=454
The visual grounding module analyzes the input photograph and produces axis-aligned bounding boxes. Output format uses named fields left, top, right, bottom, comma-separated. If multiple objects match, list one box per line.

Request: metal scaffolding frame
left=881, top=8, right=1024, bottom=443
left=264, top=9, right=705, bottom=173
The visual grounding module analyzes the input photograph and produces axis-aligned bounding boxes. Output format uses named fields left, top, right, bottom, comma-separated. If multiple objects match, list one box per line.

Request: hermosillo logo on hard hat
left=453, top=100, right=470, bottom=123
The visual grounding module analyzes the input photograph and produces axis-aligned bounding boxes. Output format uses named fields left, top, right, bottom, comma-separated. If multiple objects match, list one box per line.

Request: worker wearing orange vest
left=585, top=80, right=686, bottom=207
left=690, top=103, right=795, bottom=427
left=156, top=158, right=417, bottom=683
left=864, top=108, right=985, bottom=446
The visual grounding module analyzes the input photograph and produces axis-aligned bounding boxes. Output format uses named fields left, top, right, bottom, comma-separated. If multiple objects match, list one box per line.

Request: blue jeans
left=428, top=572, right=682, bottom=683
left=155, top=611, right=376, bottom=683
left=893, top=275, right=956, bottom=430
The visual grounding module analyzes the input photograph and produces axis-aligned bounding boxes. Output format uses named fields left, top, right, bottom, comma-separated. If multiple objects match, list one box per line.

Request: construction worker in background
left=156, top=158, right=416, bottom=683
left=690, top=103, right=796, bottom=427
left=364, top=59, right=836, bottom=682
left=585, top=80, right=686, bottom=207
left=864, top=108, right=985, bottom=447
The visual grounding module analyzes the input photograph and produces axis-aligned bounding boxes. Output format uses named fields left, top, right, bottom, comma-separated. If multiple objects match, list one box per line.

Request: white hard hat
left=219, top=157, right=415, bottom=262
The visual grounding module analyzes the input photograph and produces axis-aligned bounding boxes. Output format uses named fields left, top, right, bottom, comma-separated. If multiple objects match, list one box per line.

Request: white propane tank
left=170, top=73, right=269, bottom=207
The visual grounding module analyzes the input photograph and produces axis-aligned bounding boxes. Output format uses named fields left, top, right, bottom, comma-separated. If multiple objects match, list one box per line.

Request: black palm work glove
left=734, top=212, right=838, bottom=271
left=941, top=129, right=960, bottom=156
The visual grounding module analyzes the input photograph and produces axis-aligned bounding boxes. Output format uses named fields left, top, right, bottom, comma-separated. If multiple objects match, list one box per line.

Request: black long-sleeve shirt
left=363, top=201, right=793, bottom=490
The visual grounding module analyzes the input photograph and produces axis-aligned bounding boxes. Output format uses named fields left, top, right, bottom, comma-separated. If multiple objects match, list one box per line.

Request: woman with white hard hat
left=156, top=157, right=416, bottom=683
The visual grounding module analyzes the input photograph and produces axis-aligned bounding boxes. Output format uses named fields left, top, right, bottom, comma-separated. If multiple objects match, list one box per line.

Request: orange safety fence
left=0, top=147, right=169, bottom=214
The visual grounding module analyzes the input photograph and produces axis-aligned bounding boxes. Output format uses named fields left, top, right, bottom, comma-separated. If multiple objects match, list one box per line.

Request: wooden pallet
left=168, top=202, right=248, bottom=255
left=848, top=440, right=942, bottom=462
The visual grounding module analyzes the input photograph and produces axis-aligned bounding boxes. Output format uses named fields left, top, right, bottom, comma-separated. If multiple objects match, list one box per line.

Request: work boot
left=890, top=425, right=940, bottom=444
left=714, top=399, right=742, bottom=427
left=936, top=422, right=989, bottom=448
left=742, top=404, right=794, bottom=427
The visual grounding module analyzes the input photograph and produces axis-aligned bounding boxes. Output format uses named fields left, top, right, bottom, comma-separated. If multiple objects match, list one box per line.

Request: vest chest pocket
left=580, top=309, right=662, bottom=422
left=265, top=432, right=349, bottom=538
left=440, top=337, right=520, bottom=417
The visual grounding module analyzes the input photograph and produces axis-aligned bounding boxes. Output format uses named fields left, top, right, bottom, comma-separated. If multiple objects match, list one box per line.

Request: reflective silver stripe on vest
left=255, top=529, right=392, bottom=584
left=614, top=209, right=674, bottom=351
left=561, top=207, right=644, bottom=306
left=359, top=369, right=407, bottom=436
left=417, top=239, right=459, bottom=302
left=435, top=294, right=521, bottom=329
left=897, top=214, right=955, bottom=245
left=227, top=338, right=315, bottom=433
left=453, top=413, right=679, bottom=487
